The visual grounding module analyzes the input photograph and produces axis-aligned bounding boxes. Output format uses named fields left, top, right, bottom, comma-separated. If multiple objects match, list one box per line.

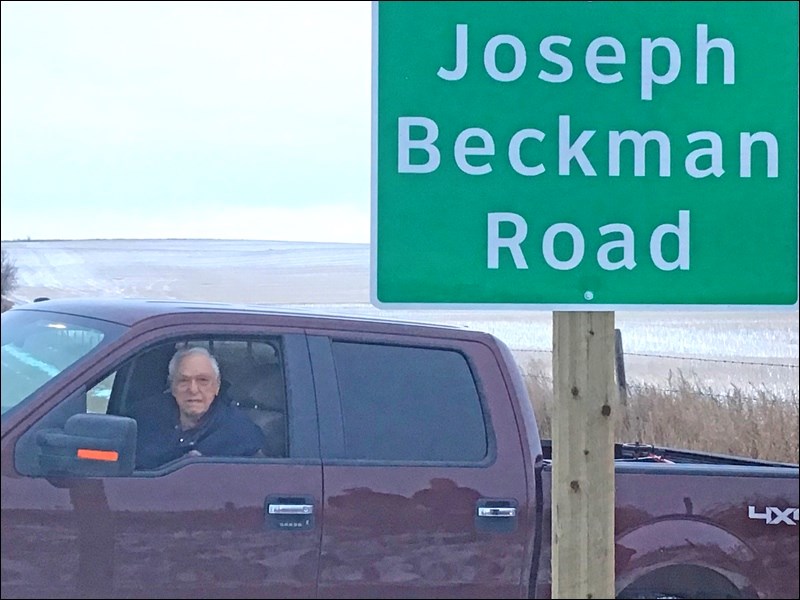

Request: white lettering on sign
left=397, top=117, right=440, bottom=173
left=487, top=211, right=690, bottom=271
left=543, top=223, right=585, bottom=270
left=455, top=128, right=495, bottom=175
left=487, top=213, right=528, bottom=269
left=437, top=23, right=735, bottom=101
left=398, top=116, right=778, bottom=178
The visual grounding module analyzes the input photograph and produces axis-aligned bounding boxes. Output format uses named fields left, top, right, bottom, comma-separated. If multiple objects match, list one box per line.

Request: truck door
left=308, top=332, right=533, bottom=599
left=1, top=328, right=322, bottom=599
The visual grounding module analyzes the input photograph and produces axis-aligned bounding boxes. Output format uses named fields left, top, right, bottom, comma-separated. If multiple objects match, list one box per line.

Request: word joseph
left=438, top=23, right=734, bottom=100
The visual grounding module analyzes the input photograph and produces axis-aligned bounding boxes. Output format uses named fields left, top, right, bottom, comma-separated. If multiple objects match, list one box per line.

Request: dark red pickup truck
left=2, top=298, right=798, bottom=599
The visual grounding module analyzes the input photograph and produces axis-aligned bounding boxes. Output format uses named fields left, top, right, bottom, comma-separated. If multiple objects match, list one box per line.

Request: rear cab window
left=330, top=341, right=488, bottom=462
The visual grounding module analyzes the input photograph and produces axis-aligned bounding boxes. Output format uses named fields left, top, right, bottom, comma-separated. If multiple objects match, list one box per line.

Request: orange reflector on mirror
left=76, top=449, right=119, bottom=462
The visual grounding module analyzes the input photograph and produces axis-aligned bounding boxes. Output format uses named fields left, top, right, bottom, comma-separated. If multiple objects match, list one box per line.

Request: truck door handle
left=477, top=506, right=516, bottom=518
left=264, top=495, right=315, bottom=531
left=476, top=498, right=519, bottom=532
left=268, top=503, right=314, bottom=515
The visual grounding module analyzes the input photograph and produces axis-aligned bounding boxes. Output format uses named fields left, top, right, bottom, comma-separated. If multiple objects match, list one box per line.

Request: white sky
left=0, top=1, right=372, bottom=243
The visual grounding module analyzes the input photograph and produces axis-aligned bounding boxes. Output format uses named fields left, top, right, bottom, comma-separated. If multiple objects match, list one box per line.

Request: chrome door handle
left=477, top=506, right=517, bottom=518
left=268, top=503, right=314, bottom=515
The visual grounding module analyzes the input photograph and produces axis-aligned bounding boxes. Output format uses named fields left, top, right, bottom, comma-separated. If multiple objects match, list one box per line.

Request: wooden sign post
left=552, top=311, right=618, bottom=598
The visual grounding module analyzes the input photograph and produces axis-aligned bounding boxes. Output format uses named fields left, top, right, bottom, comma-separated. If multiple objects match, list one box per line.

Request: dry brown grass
left=521, top=358, right=799, bottom=465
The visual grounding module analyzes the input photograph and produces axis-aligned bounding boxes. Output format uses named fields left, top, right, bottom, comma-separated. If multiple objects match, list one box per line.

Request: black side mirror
left=36, top=413, right=137, bottom=477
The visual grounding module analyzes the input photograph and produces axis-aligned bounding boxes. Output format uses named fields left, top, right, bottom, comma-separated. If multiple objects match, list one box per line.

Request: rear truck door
left=1, top=325, right=323, bottom=599
left=308, top=331, right=533, bottom=599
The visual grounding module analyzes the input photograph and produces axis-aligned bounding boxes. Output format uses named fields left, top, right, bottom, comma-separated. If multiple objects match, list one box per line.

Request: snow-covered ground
left=3, top=239, right=798, bottom=398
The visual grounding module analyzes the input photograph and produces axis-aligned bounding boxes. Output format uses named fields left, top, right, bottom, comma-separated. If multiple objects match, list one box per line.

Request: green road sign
left=372, top=1, right=798, bottom=309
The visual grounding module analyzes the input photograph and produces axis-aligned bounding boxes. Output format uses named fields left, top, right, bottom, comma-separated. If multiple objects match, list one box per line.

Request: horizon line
left=1, top=237, right=371, bottom=245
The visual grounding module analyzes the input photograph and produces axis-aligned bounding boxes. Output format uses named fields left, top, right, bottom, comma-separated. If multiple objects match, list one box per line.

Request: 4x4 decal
left=748, top=505, right=800, bottom=526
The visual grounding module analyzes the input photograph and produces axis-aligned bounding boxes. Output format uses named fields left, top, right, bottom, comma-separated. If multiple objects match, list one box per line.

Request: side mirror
left=36, top=413, right=137, bottom=477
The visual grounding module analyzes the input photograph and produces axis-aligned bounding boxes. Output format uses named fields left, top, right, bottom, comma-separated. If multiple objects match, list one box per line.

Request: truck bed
left=541, top=439, right=799, bottom=468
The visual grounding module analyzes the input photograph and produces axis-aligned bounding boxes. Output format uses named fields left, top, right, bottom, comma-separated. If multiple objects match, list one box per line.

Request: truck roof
left=10, top=297, right=487, bottom=341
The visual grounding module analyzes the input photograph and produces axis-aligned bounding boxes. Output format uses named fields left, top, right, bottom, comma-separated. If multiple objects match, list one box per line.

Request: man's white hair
left=167, top=346, right=221, bottom=384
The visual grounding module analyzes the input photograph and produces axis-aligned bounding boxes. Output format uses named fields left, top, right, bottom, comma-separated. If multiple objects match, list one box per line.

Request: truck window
left=15, top=335, right=290, bottom=477
left=179, top=338, right=287, bottom=459
left=330, top=341, right=487, bottom=462
left=1, top=309, right=125, bottom=416
left=123, top=337, right=289, bottom=465
left=87, top=372, right=116, bottom=414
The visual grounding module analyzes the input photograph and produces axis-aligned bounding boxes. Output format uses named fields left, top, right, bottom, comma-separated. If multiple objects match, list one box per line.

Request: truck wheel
left=616, top=564, right=742, bottom=599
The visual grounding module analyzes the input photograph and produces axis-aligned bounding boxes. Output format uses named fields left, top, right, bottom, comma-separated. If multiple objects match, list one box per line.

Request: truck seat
left=226, top=363, right=287, bottom=458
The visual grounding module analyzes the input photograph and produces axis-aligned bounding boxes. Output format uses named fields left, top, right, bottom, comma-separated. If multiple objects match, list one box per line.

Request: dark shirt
left=134, top=394, right=266, bottom=469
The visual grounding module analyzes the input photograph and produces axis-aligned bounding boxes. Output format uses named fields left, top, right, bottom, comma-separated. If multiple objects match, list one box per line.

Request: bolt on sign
left=371, top=1, right=799, bottom=309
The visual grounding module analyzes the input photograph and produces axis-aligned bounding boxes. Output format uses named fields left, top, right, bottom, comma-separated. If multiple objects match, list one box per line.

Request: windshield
left=1, top=309, right=127, bottom=415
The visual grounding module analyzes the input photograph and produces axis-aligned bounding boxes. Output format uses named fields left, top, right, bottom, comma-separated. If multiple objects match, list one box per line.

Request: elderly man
left=135, top=347, right=266, bottom=469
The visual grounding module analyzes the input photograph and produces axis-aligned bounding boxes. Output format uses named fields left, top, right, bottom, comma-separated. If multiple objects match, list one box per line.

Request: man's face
left=171, top=353, right=221, bottom=422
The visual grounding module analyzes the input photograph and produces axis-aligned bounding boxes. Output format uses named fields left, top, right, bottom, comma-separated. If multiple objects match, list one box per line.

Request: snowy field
left=3, top=239, right=798, bottom=398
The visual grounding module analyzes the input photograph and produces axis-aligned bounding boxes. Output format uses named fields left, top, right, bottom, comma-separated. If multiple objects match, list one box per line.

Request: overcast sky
left=1, top=1, right=372, bottom=243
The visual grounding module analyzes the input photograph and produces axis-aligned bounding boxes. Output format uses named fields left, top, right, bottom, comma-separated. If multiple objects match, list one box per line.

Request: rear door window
left=330, top=341, right=487, bottom=462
